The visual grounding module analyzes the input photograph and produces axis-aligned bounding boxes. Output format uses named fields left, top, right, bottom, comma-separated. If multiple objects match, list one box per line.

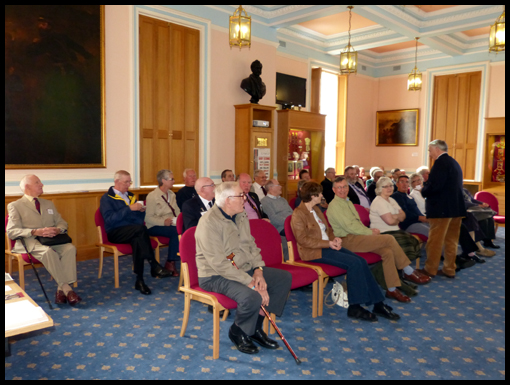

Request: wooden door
left=431, top=71, right=481, bottom=180
left=139, top=15, right=199, bottom=186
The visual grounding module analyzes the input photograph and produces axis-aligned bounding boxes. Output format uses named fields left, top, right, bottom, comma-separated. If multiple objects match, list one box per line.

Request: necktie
left=246, top=195, right=262, bottom=219
left=161, top=195, right=177, bottom=217
left=34, top=198, right=41, bottom=214
left=261, top=186, right=267, bottom=196
left=208, top=201, right=213, bottom=209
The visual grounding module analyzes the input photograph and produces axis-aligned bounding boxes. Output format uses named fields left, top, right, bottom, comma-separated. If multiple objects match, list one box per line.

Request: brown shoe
left=55, top=290, right=67, bottom=304
left=164, top=261, right=180, bottom=277
left=415, top=268, right=435, bottom=278
left=385, top=289, right=411, bottom=303
left=403, top=270, right=432, bottom=285
left=66, top=290, right=82, bottom=306
left=436, top=270, right=455, bottom=279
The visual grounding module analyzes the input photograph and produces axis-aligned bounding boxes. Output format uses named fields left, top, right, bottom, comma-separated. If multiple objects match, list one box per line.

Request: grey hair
left=409, top=173, right=423, bottom=189
left=156, top=169, right=173, bottom=186
left=113, top=170, right=130, bottom=182
left=325, top=167, right=335, bottom=175
left=215, top=182, right=239, bottom=208
left=19, top=174, right=36, bottom=193
left=370, top=168, right=383, bottom=179
left=375, top=177, right=393, bottom=196
left=429, top=139, right=448, bottom=152
left=183, top=168, right=195, bottom=178
left=254, top=169, right=265, bottom=178
left=265, top=180, right=275, bottom=190
left=416, top=166, right=429, bottom=176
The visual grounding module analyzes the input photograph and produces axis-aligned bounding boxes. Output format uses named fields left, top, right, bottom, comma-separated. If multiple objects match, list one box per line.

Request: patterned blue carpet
left=5, top=229, right=505, bottom=380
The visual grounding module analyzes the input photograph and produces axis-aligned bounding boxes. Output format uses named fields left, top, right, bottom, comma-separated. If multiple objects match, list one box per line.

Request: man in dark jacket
left=418, top=140, right=467, bottom=279
left=100, top=170, right=171, bottom=295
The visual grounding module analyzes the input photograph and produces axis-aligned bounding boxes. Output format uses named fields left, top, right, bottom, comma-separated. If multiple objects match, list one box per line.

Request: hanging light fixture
left=340, top=6, right=358, bottom=75
left=229, top=5, right=251, bottom=50
left=489, top=5, right=505, bottom=53
left=408, top=37, right=422, bottom=91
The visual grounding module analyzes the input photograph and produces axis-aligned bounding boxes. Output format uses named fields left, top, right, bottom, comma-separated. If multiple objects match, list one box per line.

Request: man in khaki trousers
left=7, top=175, right=80, bottom=305
left=419, top=140, right=467, bottom=279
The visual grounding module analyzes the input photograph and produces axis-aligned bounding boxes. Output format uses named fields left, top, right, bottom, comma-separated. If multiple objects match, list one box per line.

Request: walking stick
left=226, top=253, right=301, bottom=365
left=16, top=237, right=54, bottom=310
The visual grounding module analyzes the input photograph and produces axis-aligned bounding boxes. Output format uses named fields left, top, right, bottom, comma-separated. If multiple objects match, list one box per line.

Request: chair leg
left=7, top=254, right=13, bottom=276
left=312, top=280, right=318, bottom=318
left=318, top=276, right=326, bottom=317
left=18, top=258, right=25, bottom=290
left=155, top=245, right=160, bottom=264
left=415, top=257, right=420, bottom=269
left=212, top=306, right=221, bottom=360
left=221, top=309, right=229, bottom=322
left=98, top=247, right=104, bottom=279
left=180, top=293, right=191, bottom=337
left=114, top=251, right=120, bottom=289
left=178, top=272, right=184, bottom=291
left=263, top=317, right=269, bottom=335
left=270, top=313, right=276, bottom=335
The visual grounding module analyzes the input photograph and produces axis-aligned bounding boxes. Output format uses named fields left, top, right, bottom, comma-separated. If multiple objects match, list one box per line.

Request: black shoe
left=373, top=303, right=400, bottom=321
left=484, top=241, right=501, bottom=249
left=207, top=305, right=226, bottom=318
left=135, top=279, right=151, bottom=295
left=469, top=254, right=486, bottom=264
left=150, top=264, right=172, bottom=278
left=228, top=326, right=259, bottom=354
left=456, top=256, right=476, bottom=270
left=250, top=329, right=280, bottom=350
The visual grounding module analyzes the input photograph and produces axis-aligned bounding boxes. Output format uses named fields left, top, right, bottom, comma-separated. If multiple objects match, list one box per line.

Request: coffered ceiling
left=219, top=5, right=505, bottom=72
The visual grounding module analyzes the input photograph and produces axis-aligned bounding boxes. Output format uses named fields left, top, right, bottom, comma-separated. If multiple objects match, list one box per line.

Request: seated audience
left=345, top=166, right=371, bottom=209
left=221, top=169, right=235, bottom=182
left=359, top=167, right=367, bottom=185
left=352, top=165, right=365, bottom=188
left=145, top=169, right=181, bottom=276
left=366, top=168, right=384, bottom=202
left=291, top=181, right=400, bottom=322
left=366, top=167, right=383, bottom=189
left=182, top=177, right=216, bottom=232
left=176, top=169, right=197, bottom=210
left=250, top=169, right=268, bottom=201
left=238, top=173, right=269, bottom=221
left=409, top=172, right=426, bottom=215
left=321, top=167, right=336, bottom=205
left=416, top=166, right=430, bottom=183
left=370, top=177, right=423, bottom=267
left=261, top=180, right=293, bottom=236
left=328, top=177, right=430, bottom=303
left=196, top=182, right=292, bottom=355
left=391, top=175, right=429, bottom=238
left=294, top=179, right=307, bottom=208
left=100, top=170, right=171, bottom=295
left=7, top=174, right=81, bottom=306
left=299, top=169, right=311, bottom=181
left=390, top=168, right=402, bottom=192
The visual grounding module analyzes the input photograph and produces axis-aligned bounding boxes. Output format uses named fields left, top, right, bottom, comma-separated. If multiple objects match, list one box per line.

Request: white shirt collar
left=199, top=194, right=212, bottom=210
left=266, top=194, right=278, bottom=199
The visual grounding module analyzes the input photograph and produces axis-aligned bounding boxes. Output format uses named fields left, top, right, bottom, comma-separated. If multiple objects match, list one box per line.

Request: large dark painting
left=5, top=5, right=105, bottom=168
left=376, top=109, right=419, bottom=146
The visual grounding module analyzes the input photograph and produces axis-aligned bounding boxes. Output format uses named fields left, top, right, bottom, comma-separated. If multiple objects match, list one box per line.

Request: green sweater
left=327, top=196, right=372, bottom=237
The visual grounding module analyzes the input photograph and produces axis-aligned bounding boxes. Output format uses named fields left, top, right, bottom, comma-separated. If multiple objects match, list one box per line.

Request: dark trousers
left=315, top=248, right=385, bottom=306
left=147, top=225, right=179, bottom=262
left=107, top=225, right=155, bottom=279
left=199, top=267, right=292, bottom=336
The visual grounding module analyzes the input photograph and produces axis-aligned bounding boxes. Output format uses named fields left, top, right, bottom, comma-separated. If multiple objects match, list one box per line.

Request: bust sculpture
left=240, top=60, right=266, bottom=104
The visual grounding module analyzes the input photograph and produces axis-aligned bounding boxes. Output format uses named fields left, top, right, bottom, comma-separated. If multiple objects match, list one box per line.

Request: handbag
left=325, top=278, right=349, bottom=308
left=36, top=233, right=73, bottom=246
left=467, top=206, right=497, bottom=222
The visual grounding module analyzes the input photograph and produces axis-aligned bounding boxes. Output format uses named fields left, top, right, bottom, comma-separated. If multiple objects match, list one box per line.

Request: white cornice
left=289, top=24, right=384, bottom=41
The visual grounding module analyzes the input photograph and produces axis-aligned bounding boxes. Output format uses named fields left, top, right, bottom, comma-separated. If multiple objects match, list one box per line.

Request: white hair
left=325, top=167, right=335, bottom=175
left=416, top=166, right=429, bottom=176
left=19, top=174, right=36, bottom=193
left=215, top=182, right=239, bottom=208
left=409, top=173, right=423, bottom=190
left=429, top=139, right=448, bottom=152
left=375, top=177, right=393, bottom=196
left=114, top=170, right=130, bottom=182
left=370, top=168, right=383, bottom=179
left=183, top=168, right=195, bottom=178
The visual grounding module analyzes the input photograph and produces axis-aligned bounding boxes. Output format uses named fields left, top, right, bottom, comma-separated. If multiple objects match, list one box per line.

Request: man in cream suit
left=7, top=175, right=81, bottom=306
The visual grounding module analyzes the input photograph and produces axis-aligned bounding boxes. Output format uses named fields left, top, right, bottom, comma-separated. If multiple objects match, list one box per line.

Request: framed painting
left=5, top=5, right=105, bottom=168
left=376, top=109, right=419, bottom=146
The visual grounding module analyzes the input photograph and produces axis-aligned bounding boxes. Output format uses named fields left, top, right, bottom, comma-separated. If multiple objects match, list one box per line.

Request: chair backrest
left=289, top=197, right=297, bottom=210
left=249, top=219, right=284, bottom=266
left=5, top=215, right=16, bottom=249
left=176, top=213, right=184, bottom=236
left=179, top=226, right=198, bottom=288
left=323, top=210, right=331, bottom=227
left=354, top=204, right=370, bottom=227
left=474, top=191, right=500, bottom=215
left=95, top=208, right=107, bottom=244
left=284, top=215, right=303, bottom=263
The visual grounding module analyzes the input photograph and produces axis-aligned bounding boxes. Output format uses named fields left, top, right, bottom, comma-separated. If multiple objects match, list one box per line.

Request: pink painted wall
left=487, top=63, right=506, bottom=118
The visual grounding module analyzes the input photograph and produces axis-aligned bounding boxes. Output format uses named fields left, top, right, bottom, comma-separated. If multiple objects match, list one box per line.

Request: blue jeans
left=147, top=225, right=180, bottom=263
left=314, top=248, right=384, bottom=306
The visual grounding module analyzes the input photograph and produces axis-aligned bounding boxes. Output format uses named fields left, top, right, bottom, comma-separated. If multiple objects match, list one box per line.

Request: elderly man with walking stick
left=195, top=182, right=292, bottom=355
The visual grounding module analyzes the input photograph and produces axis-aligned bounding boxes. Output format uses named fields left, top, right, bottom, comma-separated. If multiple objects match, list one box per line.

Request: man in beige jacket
left=196, top=182, right=292, bottom=355
left=7, top=175, right=81, bottom=306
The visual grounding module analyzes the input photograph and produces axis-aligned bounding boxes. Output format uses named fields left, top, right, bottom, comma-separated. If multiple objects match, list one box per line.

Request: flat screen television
left=276, top=73, right=306, bottom=109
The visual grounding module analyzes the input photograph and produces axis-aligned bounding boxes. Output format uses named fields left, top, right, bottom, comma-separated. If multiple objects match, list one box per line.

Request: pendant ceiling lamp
left=229, top=5, right=251, bottom=50
left=408, top=37, right=422, bottom=91
left=489, top=5, right=505, bottom=53
left=340, top=6, right=358, bottom=75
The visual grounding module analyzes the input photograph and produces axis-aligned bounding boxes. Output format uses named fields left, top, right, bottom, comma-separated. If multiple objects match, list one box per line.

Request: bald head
left=195, top=177, right=215, bottom=201
left=238, top=173, right=253, bottom=194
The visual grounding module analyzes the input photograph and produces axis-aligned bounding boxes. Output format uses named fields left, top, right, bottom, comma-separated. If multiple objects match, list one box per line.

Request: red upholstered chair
left=475, top=191, right=505, bottom=231
left=284, top=216, right=346, bottom=317
left=179, top=226, right=237, bottom=360
left=95, top=209, right=160, bottom=288
left=176, top=213, right=184, bottom=239
left=250, top=219, right=319, bottom=319
left=354, top=204, right=371, bottom=227
left=289, top=197, right=297, bottom=210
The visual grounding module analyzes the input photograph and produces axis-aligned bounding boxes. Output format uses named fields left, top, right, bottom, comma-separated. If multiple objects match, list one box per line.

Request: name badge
left=200, top=211, right=207, bottom=216
left=47, top=209, right=54, bottom=214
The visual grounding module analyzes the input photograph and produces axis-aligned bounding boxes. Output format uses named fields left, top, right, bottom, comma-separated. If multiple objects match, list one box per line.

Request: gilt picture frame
left=376, top=109, right=419, bottom=146
left=5, top=5, right=106, bottom=168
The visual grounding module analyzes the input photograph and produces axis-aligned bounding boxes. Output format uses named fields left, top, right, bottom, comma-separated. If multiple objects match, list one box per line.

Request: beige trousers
left=27, top=243, right=77, bottom=287
left=341, top=234, right=411, bottom=289
left=425, top=217, right=462, bottom=277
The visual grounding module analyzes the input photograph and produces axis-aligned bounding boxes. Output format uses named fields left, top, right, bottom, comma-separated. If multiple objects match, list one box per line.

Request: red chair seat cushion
left=21, top=253, right=42, bottom=264
left=356, top=252, right=382, bottom=265
left=190, top=286, right=238, bottom=310
left=101, top=239, right=159, bottom=255
left=298, top=261, right=347, bottom=278
left=494, top=215, right=505, bottom=224
left=155, top=236, right=170, bottom=245
left=269, top=264, right=318, bottom=289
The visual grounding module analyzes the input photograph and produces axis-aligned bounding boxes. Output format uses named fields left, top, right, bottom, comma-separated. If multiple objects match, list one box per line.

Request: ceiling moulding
left=289, top=23, right=383, bottom=41
left=357, top=49, right=443, bottom=65
left=240, top=4, right=316, bottom=19
left=440, top=34, right=489, bottom=51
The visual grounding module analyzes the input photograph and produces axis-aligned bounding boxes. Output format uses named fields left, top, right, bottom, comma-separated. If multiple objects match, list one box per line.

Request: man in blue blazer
left=418, top=140, right=466, bottom=279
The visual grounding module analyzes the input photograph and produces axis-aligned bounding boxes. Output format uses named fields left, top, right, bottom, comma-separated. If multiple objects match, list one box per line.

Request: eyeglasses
left=334, top=185, right=349, bottom=190
left=382, top=185, right=394, bottom=189
left=228, top=193, right=246, bottom=200
left=165, top=178, right=175, bottom=182
left=202, top=183, right=216, bottom=189
left=122, top=180, right=133, bottom=185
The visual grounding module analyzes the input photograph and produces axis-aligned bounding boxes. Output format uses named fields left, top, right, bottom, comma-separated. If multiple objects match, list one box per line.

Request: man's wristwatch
left=254, top=266, right=263, bottom=272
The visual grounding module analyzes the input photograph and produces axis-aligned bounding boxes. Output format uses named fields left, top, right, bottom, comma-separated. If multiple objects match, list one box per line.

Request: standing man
left=181, top=177, right=216, bottom=232
left=321, top=167, right=336, bottom=205
left=251, top=169, right=268, bottom=201
left=176, top=169, right=197, bottom=210
left=7, top=175, right=81, bottom=306
left=418, top=140, right=466, bottom=279
left=100, top=170, right=171, bottom=295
